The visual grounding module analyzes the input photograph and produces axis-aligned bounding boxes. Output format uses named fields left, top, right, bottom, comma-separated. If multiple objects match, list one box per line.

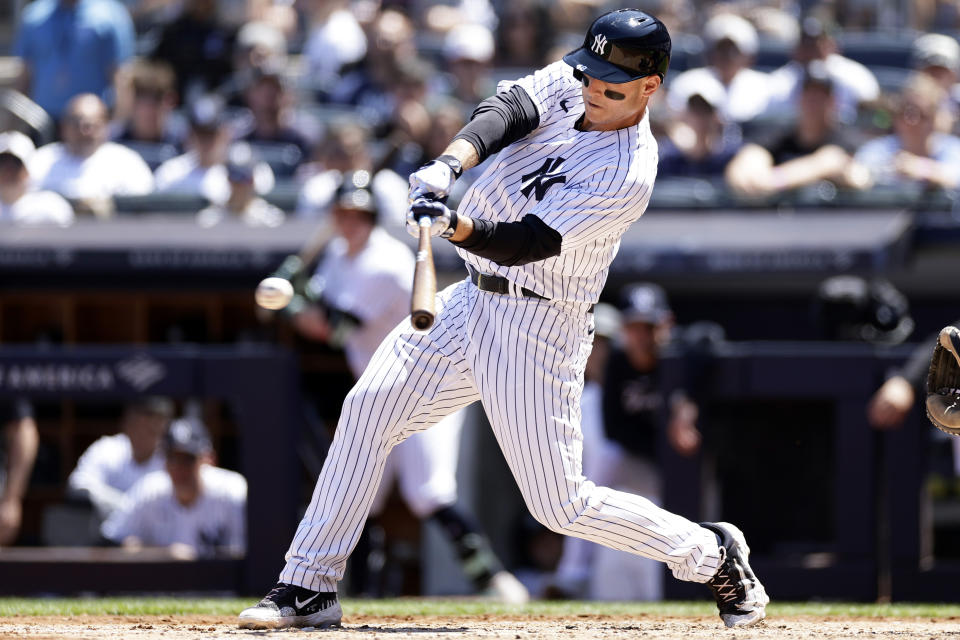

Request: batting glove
left=408, top=156, right=461, bottom=203
left=406, top=197, right=458, bottom=239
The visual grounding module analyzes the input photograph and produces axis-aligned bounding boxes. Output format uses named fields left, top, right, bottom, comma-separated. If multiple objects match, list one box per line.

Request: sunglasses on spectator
left=574, top=70, right=627, bottom=101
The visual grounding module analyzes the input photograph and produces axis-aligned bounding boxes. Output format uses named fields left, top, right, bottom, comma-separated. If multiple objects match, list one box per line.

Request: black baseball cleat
left=700, top=522, right=769, bottom=628
left=237, top=582, right=342, bottom=630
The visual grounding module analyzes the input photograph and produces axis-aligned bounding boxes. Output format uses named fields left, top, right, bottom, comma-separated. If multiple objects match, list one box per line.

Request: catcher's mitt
left=926, top=326, right=960, bottom=435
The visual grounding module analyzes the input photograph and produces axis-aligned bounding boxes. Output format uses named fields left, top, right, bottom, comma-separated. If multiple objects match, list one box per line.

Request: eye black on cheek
left=603, top=90, right=626, bottom=101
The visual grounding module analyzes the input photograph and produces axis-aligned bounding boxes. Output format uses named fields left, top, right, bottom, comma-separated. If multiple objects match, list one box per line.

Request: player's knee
left=526, top=501, right=584, bottom=535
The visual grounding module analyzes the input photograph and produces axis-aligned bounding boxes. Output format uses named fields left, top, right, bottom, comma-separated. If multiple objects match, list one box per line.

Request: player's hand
left=668, top=398, right=701, bottom=457
left=867, top=375, right=914, bottom=430
left=406, top=198, right=457, bottom=239
left=408, top=159, right=457, bottom=203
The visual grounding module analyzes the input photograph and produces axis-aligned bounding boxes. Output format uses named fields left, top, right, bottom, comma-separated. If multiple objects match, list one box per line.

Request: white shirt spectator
left=0, top=190, right=74, bottom=226
left=766, top=57, right=880, bottom=124
left=154, top=151, right=274, bottom=204
left=29, top=141, right=154, bottom=200
left=667, top=66, right=772, bottom=123
left=67, top=433, right=165, bottom=517
left=305, top=8, right=367, bottom=79
left=101, top=465, right=247, bottom=556
left=315, top=227, right=414, bottom=377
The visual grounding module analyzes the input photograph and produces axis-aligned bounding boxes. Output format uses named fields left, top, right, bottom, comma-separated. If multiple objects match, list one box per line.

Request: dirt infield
left=3, top=614, right=960, bottom=640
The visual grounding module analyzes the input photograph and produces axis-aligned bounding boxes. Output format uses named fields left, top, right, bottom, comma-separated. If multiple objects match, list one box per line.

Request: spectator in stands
left=854, top=73, right=960, bottom=190
left=112, top=59, right=185, bottom=170
left=441, top=23, right=497, bottom=106
left=0, top=131, right=74, bottom=226
left=911, top=33, right=960, bottom=131
left=494, top=0, right=552, bottom=70
left=67, top=397, right=175, bottom=519
left=726, top=62, right=872, bottom=196
left=0, top=400, right=39, bottom=546
left=302, top=0, right=368, bottom=95
left=656, top=84, right=742, bottom=179
left=296, top=121, right=407, bottom=226
left=196, top=143, right=284, bottom=228
left=29, top=94, right=155, bottom=216
left=765, top=15, right=880, bottom=125
left=13, top=0, right=135, bottom=120
left=218, top=20, right=289, bottom=108
left=667, top=13, right=771, bottom=123
left=101, top=416, right=247, bottom=559
left=237, top=66, right=311, bottom=178
left=149, top=0, right=236, bottom=106
left=154, top=99, right=275, bottom=204
left=323, top=9, right=417, bottom=128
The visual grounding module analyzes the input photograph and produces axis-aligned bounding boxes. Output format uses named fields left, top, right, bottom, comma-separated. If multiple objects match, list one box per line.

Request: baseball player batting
left=239, top=9, right=768, bottom=630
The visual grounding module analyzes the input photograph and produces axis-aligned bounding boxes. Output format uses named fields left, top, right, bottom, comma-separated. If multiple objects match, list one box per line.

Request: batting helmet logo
left=591, top=34, right=608, bottom=55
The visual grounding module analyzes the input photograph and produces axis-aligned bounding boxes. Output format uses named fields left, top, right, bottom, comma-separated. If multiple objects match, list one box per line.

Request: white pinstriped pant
left=280, top=278, right=722, bottom=592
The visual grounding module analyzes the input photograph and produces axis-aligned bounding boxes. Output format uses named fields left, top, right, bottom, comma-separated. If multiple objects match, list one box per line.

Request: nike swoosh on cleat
left=294, top=594, right=320, bottom=609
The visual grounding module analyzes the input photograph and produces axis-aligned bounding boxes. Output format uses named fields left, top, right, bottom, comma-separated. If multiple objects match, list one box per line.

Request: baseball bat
left=410, top=216, right=436, bottom=330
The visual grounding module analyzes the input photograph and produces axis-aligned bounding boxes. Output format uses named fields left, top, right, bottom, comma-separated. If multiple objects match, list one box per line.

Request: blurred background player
left=0, top=399, right=38, bottom=546
left=546, top=302, right=622, bottom=599
left=589, top=284, right=702, bottom=601
left=284, top=172, right=527, bottom=602
left=67, top=397, right=175, bottom=520
left=101, top=415, right=247, bottom=559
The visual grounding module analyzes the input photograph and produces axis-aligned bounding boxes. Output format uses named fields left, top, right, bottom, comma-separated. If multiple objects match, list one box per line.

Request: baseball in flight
left=255, top=277, right=294, bottom=310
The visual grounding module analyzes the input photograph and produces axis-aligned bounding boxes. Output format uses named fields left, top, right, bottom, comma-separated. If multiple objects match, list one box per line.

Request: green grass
left=2, top=598, right=960, bottom=619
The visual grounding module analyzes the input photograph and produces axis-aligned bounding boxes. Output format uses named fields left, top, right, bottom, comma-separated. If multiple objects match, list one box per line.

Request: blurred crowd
left=3, top=0, right=960, bottom=225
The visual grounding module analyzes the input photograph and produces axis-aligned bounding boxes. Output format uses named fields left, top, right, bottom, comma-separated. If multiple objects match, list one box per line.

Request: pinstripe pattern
left=457, top=61, right=655, bottom=304
left=280, top=282, right=720, bottom=591
left=278, top=61, right=721, bottom=593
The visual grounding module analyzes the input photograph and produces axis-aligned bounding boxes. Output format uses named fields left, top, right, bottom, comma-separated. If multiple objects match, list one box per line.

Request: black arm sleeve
left=452, top=214, right=561, bottom=267
left=452, top=85, right=540, bottom=163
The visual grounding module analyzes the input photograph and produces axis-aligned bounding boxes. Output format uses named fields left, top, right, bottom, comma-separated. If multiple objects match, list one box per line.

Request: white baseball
left=255, top=277, right=295, bottom=310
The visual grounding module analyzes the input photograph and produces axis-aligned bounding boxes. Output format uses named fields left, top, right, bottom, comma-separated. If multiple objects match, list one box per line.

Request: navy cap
left=563, top=9, right=671, bottom=84
left=225, top=142, right=258, bottom=183
left=620, top=283, right=671, bottom=324
left=164, top=417, right=212, bottom=457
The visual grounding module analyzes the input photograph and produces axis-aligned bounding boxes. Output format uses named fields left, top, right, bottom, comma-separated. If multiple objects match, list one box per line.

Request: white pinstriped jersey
left=455, top=60, right=659, bottom=304
left=101, top=465, right=247, bottom=556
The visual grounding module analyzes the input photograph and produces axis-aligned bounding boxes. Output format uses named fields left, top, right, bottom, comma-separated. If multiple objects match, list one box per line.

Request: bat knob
left=411, top=311, right=434, bottom=331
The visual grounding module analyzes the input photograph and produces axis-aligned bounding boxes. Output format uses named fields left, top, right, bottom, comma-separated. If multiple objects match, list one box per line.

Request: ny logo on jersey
left=591, top=34, right=608, bottom=55
left=520, top=157, right=567, bottom=201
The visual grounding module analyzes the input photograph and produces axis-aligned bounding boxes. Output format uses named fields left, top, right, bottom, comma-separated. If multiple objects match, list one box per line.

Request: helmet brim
left=562, top=49, right=639, bottom=84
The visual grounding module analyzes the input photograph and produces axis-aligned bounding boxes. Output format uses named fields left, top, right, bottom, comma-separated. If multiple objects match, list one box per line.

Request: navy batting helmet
left=563, top=9, right=671, bottom=84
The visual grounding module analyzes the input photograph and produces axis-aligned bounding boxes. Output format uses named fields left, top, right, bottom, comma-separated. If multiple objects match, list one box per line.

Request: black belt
left=467, top=265, right=548, bottom=300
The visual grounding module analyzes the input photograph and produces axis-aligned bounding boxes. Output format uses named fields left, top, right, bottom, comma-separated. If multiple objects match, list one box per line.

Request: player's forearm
left=2, top=418, right=38, bottom=502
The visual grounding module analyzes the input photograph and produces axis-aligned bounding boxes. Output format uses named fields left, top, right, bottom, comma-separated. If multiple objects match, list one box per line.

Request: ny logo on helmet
left=591, top=34, right=608, bottom=55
